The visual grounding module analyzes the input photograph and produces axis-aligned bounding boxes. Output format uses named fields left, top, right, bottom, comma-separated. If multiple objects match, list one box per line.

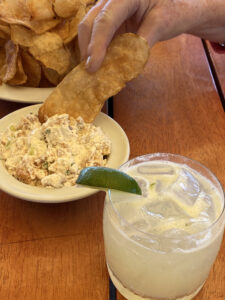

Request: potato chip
left=27, top=33, right=70, bottom=75
left=0, top=47, right=6, bottom=83
left=83, top=0, right=96, bottom=5
left=0, top=0, right=96, bottom=88
left=8, top=53, right=27, bottom=85
left=51, top=4, right=85, bottom=44
left=51, top=19, right=70, bottom=41
left=0, top=47, right=6, bottom=66
left=0, top=39, right=6, bottom=47
left=42, top=66, right=61, bottom=86
left=27, top=19, right=61, bottom=35
left=37, top=47, right=71, bottom=75
left=10, top=24, right=34, bottom=47
left=0, top=2, right=60, bottom=34
left=28, top=32, right=71, bottom=75
left=39, top=71, right=54, bottom=87
left=26, top=0, right=55, bottom=21
left=0, top=0, right=31, bottom=24
left=20, top=49, right=41, bottom=87
left=38, top=33, right=150, bottom=123
left=67, top=37, right=80, bottom=69
left=64, top=4, right=86, bottom=44
left=53, top=0, right=82, bottom=18
left=29, top=32, right=63, bottom=57
left=1, top=40, right=18, bottom=83
left=0, top=24, right=10, bottom=39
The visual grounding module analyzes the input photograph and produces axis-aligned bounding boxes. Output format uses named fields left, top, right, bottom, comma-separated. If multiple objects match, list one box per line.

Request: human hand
left=78, top=0, right=225, bottom=72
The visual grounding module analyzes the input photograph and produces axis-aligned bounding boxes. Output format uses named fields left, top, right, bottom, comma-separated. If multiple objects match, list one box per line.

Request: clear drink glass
left=103, top=153, right=225, bottom=300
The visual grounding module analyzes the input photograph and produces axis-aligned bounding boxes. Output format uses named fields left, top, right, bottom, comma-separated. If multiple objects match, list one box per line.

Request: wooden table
left=204, top=40, right=225, bottom=107
left=0, top=34, right=224, bottom=300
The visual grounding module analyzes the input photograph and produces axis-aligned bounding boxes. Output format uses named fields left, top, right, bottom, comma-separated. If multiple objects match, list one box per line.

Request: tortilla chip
left=8, top=53, right=27, bottom=85
left=38, top=33, right=150, bottom=123
left=20, top=49, right=41, bottom=87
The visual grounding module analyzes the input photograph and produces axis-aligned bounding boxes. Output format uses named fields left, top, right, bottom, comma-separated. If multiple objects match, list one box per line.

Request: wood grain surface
left=114, top=34, right=225, bottom=300
left=0, top=33, right=224, bottom=300
left=205, top=41, right=225, bottom=101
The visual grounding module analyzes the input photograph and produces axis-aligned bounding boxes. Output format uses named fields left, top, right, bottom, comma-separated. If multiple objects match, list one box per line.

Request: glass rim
left=108, top=152, right=225, bottom=241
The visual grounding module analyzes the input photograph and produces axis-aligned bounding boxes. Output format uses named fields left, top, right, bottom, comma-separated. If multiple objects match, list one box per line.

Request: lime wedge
left=76, top=166, right=142, bottom=195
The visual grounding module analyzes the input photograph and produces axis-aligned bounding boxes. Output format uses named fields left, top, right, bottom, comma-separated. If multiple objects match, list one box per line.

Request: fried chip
left=38, top=47, right=71, bottom=75
left=20, top=49, right=41, bottom=87
left=0, top=24, right=10, bottom=39
left=64, top=4, right=86, bottom=44
left=27, top=19, right=61, bottom=34
left=8, top=53, right=27, bottom=85
left=42, top=66, right=61, bottom=86
left=0, top=47, right=6, bottom=83
left=38, top=33, right=150, bottom=123
left=67, top=37, right=80, bottom=69
left=0, top=0, right=98, bottom=88
left=29, top=32, right=63, bottom=57
left=0, top=2, right=60, bottom=34
left=51, top=19, right=70, bottom=41
left=0, top=39, right=6, bottom=47
left=2, top=40, right=19, bottom=83
left=10, top=24, right=34, bottom=47
left=53, top=0, right=82, bottom=18
left=26, top=0, right=55, bottom=21
left=52, top=4, right=85, bottom=44
left=0, top=47, right=6, bottom=66
left=28, top=32, right=71, bottom=75
left=0, top=0, right=31, bottom=24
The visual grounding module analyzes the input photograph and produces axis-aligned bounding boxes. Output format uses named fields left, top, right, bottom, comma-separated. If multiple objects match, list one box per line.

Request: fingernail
left=86, top=56, right=91, bottom=69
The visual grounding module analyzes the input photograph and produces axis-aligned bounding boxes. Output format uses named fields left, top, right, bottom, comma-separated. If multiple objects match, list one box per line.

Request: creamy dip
left=0, top=113, right=111, bottom=188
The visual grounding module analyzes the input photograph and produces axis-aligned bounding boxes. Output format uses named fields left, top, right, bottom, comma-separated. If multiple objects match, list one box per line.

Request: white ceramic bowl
left=0, top=104, right=130, bottom=203
left=0, top=84, right=54, bottom=103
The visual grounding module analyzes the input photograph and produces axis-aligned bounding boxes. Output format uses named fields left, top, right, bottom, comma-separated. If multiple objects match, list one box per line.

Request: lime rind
left=76, top=167, right=142, bottom=195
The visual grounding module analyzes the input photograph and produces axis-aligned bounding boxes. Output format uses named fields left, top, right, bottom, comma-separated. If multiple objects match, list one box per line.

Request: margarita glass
left=103, top=153, right=225, bottom=300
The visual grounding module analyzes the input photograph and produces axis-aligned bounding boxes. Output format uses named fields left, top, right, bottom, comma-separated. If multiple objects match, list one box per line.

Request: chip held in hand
left=38, top=33, right=150, bottom=123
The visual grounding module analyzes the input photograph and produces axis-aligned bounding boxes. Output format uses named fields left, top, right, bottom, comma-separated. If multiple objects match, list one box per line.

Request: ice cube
left=142, top=200, right=188, bottom=220
left=184, top=218, right=211, bottom=233
left=169, top=168, right=201, bottom=206
left=163, top=228, right=190, bottom=238
left=201, top=194, right=215, bottom=220
left=137, top=164, right=174, bottom=175
left=130, top=218, right=149, bottom=231
left=133, top=176, right=149, bottom=197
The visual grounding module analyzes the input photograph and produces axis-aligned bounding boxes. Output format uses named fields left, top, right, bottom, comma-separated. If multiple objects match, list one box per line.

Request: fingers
left=78, top=0, right=108, bottom=60
left=137, top=10, right=162, bottom=48
left=79, top=0, right=140, bottom=72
